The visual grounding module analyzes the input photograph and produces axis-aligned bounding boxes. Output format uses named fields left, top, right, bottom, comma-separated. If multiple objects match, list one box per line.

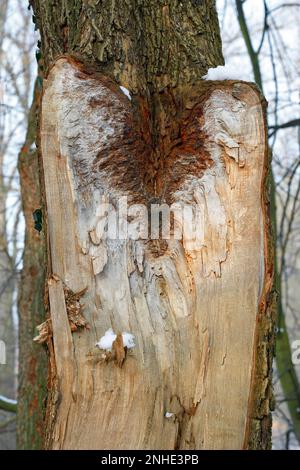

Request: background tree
left=0, top=0, right=36, bottom=449
left=218, top=0, right=300, bottom=448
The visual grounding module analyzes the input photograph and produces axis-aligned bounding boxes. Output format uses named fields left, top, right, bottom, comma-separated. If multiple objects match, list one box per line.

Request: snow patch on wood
left=204, top=65, right=252, bottom=82
left=96, top=328, right=135, bottom=352
left=119, top=85, right=132, bottom=100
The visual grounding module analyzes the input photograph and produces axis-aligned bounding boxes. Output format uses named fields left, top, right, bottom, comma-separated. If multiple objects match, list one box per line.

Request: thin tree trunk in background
left=17, top=79, right=48, bottom=449
left=0, top=154, right=16, bottom=400
left=25, top=0, right=275, bottom=449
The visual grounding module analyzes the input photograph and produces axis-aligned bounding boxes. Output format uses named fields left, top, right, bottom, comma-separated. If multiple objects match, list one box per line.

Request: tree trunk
left=0, top=0, right=16, bottom=404
left=17, top=79, right=48, bottom=449
left=28, top=0, right=274, bottom=449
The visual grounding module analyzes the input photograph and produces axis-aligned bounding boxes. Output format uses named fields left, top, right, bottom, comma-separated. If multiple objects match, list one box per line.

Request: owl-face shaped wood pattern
left=41, top=58, right=268, bottom=449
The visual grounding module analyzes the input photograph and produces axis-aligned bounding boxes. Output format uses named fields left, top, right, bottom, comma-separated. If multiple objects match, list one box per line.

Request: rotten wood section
left=40, top=57, right=269, bottom=449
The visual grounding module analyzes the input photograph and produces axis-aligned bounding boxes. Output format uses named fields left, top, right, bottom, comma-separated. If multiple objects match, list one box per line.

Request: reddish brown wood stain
left=52, top=57, right=213, bottom=209
left=91, top=89, right=213, bottom=204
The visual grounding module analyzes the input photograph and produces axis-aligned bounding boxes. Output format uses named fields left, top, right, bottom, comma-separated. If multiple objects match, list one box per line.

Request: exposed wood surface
left=40, top=58, right=269, bottom=449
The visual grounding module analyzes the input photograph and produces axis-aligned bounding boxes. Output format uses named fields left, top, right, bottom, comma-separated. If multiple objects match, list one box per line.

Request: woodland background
left=0, top=0, right=299, bottom=450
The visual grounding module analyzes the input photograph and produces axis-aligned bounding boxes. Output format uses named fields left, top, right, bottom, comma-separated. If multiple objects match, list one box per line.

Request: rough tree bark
left=25, top=0, right=275, bottom=449
left=17, top=79, right=48, bottom=449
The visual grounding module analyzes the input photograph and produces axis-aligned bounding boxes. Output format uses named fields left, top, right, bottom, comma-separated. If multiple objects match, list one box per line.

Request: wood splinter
left=112, top=333, right=127, bottom=368
left=62, top=284, right=89, bottom=332
left=33, top=278, right=89, bottom=343
left=33, top=318, right=52, bottom=344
